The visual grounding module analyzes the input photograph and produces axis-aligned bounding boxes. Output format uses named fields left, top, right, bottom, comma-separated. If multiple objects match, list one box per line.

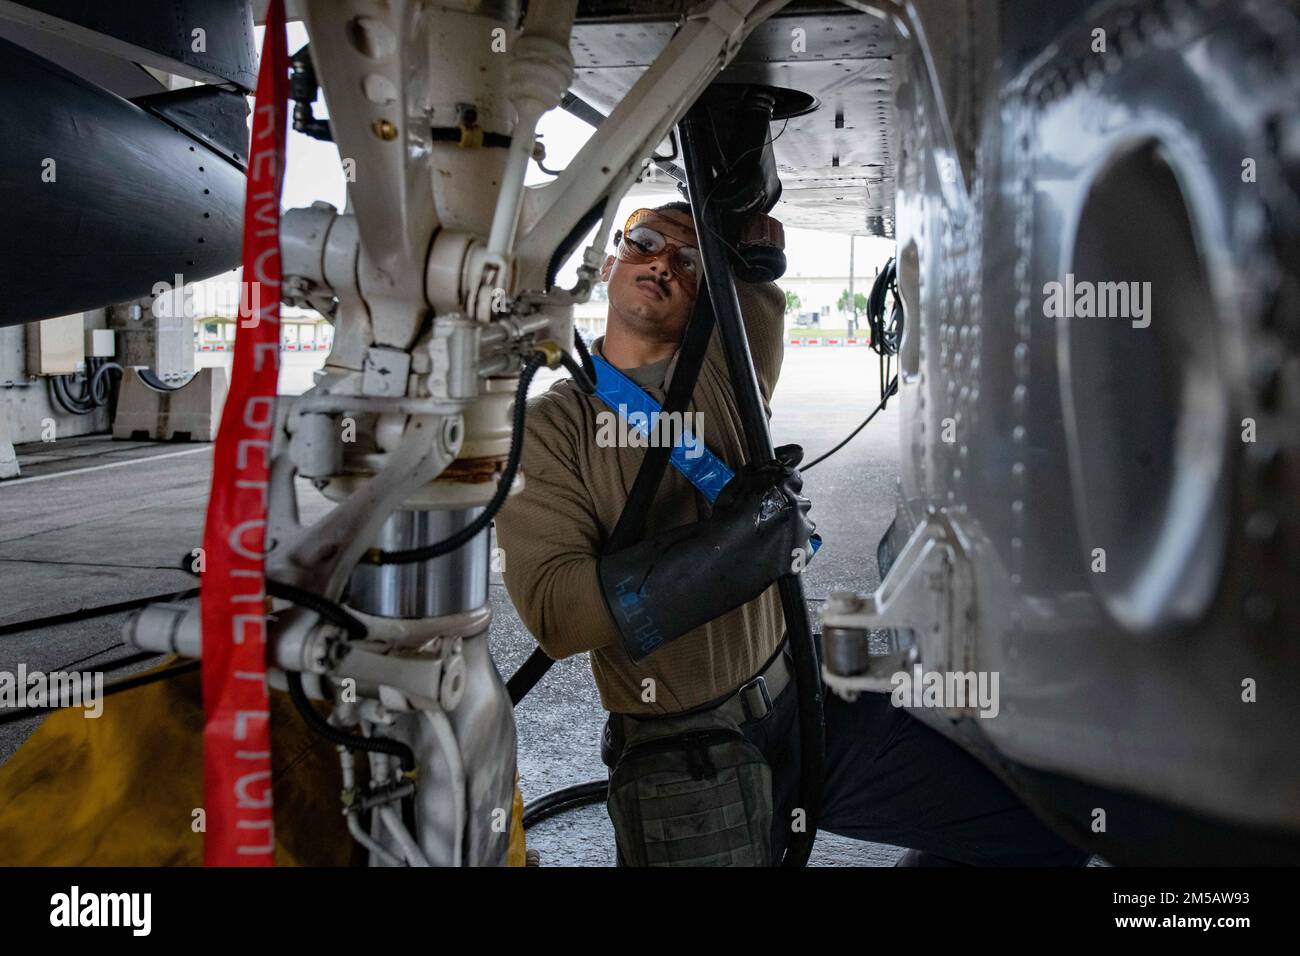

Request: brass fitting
left=533, top=339, right=564, bottom=370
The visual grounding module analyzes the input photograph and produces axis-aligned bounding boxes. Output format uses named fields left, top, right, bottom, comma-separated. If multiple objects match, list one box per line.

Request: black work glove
left=597, top=444, right=816, bottom=663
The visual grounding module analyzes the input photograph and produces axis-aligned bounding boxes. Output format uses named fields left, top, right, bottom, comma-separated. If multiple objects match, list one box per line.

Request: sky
left=197, top=23, right=892, bottom=312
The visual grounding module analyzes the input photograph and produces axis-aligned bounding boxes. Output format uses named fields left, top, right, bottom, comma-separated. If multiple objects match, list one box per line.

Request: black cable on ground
left=3, top=571, right=366, bottom=724
left=364, top=350, right=545, bottom=566
left=53, top=642, right=128, bottom=672
left=78, top=659, right=198, bottom=699
left=56, top=649, right=161, bottom=676
left=0, top=588, right=200, bottom=638
left=523, top=779, right=607, bottom=829
left=801, top=375, right=899, bottom=472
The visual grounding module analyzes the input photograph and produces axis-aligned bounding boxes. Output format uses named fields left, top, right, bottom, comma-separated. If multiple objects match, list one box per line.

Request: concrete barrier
left=112, top=366, right=228, bottom=442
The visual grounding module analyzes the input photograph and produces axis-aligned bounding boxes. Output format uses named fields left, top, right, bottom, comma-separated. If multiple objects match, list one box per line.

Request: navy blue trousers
left=746, top=677, right=1091, bottom=866
left=604, top=670, right=1091, bottom=866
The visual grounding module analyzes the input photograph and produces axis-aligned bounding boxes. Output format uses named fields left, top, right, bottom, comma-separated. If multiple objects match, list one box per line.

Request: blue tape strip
left=591, top=354, right=733, bottom=503
left=590, top=354, right=823, bottom=558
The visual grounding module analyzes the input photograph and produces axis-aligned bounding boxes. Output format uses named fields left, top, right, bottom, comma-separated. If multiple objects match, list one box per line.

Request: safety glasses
left=613, top=208, right=701, bottom=289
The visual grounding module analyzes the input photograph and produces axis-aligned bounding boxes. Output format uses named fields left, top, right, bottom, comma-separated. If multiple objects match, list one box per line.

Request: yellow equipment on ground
left=0, top=660, right=526, bottom=866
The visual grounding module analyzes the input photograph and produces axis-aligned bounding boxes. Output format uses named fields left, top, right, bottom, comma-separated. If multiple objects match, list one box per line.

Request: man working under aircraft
left=495, top=201, right=1089, bottom=867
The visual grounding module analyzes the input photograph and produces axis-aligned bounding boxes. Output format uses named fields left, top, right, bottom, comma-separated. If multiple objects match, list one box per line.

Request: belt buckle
left=738, top=673, right=773, bottom=723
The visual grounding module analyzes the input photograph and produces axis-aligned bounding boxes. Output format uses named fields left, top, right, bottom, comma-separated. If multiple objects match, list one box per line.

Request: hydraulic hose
left=178, top=554, right=367, bottom=641
left=572, top=326, right=597, bottom=385
left=285, top=670, right=414, bottom=774
left=285, top=670, right=420, bottom=838
left=546, top=197, right=606, bottom=290
left=679, top=110, right=824, bottom=868
left=364, top=350, right=545, bottom=566
left=266, top=579, right=367, bottom=640
left=522, top=779, right=607, bottom=829
left=866, top=256, right=902, bottom=402
left=557, top=338, right=596, bottom=393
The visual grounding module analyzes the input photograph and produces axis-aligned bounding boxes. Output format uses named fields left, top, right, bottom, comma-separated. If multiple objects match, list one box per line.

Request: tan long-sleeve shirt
left=495, top=280, right=788, bottom=715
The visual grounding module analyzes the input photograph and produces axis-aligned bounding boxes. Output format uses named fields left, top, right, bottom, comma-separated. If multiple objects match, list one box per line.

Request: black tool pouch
left=606, top=709, right=773, bottom=866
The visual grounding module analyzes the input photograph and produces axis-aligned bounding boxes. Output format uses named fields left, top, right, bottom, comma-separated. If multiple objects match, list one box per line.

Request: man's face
left=599, top=208, right=700, bottom=345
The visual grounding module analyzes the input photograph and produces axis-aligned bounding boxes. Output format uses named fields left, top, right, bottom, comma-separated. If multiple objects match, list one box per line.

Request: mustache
left=635, top=273, right=671, bottom=297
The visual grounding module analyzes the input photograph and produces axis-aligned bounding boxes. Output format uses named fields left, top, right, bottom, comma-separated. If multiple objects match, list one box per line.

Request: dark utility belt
left=608, top=644, right=792, bottom=749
